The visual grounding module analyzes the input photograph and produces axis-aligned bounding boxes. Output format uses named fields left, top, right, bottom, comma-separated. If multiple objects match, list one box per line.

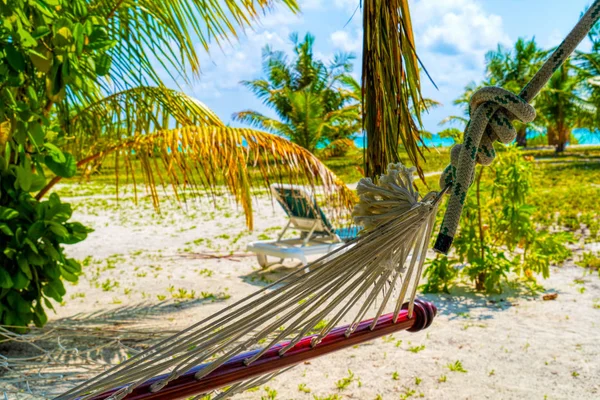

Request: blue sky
left=164, top=0, right=595, bottom=135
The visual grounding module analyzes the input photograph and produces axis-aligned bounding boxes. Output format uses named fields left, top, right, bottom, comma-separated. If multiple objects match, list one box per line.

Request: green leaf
left=95, top=53, right=112, bottom=76
left=29, top=46, right=52, bottom=73
left=29, top=121, right=45, bottom=146
left=60, top=267, right=78, bottom=282
left=47, top=221, right=68, bottom=237
left=0, top=206, right=19, bottom=220
left=27, top=221, right=45, bottom=241
left=54, top=26, right=73, bottom=47
left=17, top=255, right=32, bottom=279
left=5, top=44, right=26, bottom=72
left=45, top=151, right=76, bottom=178
left=63, top=222, right=90, bottom=244
left=0, top=223, right=14, bottom=236
left=73, top=23, right=84, bottom=55
left=0, top=269, right=13, bottom=289
left=42, top=279, right=65, bottom=302
left=32, top=26, right=51, bottom=39
left=12, top=270, right=30, bottom=290
left=33, top=302, right=48, bottom=327
left=17, top=27, right=37, bottom=47
left=64, top=258, right=82, bottom=274
left=15, top=166, right=33, bottom=191
left=27, top=250, right=45, bottom=266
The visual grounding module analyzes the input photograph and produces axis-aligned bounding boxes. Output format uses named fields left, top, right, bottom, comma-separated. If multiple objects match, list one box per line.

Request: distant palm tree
left=233, top=33, right=361, bottom=153
left=484, top=38, right=546, bottom=146
left=535, top=61, right=591, bottom=152
left=575, top=25, right=600, bottom=132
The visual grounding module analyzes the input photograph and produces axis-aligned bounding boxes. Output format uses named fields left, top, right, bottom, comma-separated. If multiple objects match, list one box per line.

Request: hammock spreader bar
left=86, top=300, right=436, bottom=400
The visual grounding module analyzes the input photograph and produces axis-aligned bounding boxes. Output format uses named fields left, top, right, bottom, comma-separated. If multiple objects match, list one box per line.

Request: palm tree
left=35, top=2, right=359, bottom=230
left=484, top=38, right=546, bottom=146
left=535, top=60, right=591, bottom=152
left=233, top=33, right=361, bottom=154
left=575, top=25, right=600, bottom=131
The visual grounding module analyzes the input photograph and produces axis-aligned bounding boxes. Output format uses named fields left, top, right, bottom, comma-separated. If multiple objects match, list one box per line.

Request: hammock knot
left=439, top=86, right=536, bottom=190
left=353, top=162, right=422, bottom=231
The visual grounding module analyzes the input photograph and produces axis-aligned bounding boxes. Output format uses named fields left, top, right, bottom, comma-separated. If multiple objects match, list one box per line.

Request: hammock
left=57, top=2, right=600, bottom=399
left=85, top=301, right=436, bottom=400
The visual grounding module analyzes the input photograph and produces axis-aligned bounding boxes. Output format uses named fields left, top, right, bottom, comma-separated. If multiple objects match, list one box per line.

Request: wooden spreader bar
left=88, top=299, right=437, bottom=400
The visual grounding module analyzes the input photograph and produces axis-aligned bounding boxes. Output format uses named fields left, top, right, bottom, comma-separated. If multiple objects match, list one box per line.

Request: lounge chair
left=247, top=184, right=359, bottom=268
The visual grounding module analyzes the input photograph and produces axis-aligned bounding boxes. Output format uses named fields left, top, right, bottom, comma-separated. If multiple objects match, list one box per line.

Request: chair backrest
left=271, top=185, right=334, bottom=234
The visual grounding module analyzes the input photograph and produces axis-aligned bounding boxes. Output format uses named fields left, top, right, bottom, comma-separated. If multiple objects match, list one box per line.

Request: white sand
left=49, top=183, right=600, bottom=400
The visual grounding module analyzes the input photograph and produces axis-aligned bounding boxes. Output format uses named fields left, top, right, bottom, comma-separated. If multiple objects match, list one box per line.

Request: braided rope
left=434, top=0, right=600, bottom=254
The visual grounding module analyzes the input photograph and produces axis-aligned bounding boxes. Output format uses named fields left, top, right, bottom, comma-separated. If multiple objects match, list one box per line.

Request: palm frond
left=232, top=110, right=291, bottom=135
left=96, top=0, right=299, bottom=88
left=47, top=124, right=354, bottom=230
left=362, top=0, right=425, bottom=180
left=63, top=86, right=224, bottom=160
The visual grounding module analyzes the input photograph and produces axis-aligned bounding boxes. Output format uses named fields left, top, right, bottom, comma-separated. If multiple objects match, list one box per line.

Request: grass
left=407, top=344, right=426, bottom=353
left=298, top=383, right=311, bottom=393
left=446, top=360, right=468, bottom=373
left=335, top=370, right=356, bottom=390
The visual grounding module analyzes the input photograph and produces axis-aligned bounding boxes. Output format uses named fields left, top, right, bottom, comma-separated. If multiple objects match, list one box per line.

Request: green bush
left=0, top=0, right=108, bottom=327
left=424, top=145, right=571, bottom=294
left=0, top=181, right=89, bottom=327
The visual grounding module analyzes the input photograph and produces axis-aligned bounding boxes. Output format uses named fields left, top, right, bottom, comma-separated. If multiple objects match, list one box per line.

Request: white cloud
left=333, top=0, right=361, bottom=10
left=330, top=29, right=362, bottom=52
left=405, top=0, right=510, bottom=130
left=185, top=10, right=302, bottom=99
left=412, top=0, right=510, bottom=67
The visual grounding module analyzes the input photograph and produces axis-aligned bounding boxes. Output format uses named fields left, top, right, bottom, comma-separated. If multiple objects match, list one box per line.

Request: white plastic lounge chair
left=247, top=184, right=359, bottom=268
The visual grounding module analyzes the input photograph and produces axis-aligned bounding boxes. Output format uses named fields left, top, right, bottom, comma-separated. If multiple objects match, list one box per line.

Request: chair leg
left=257, top=254, right=268, bottom=268
left=301, top=256, right=309, bottom=273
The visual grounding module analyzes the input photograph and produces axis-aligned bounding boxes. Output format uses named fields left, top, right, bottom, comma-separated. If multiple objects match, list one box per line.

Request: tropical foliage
left=485, top=38, right=546, bottom=146
left=2, top=0, right=365, bottom=329
left=423, top=146, right=571, bottom=294
left=441, top=36, right=598, bottom=152
left=234, top=33, right=361, bottom=154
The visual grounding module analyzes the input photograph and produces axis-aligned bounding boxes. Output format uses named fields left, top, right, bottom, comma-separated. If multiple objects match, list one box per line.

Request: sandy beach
left=24, top=182, right=594, bottom=400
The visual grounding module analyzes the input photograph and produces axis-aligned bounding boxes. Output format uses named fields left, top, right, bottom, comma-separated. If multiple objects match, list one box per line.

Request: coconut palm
left=233, top=33, right=361, bottom=154
left=575, top=25, right=600, bottom=131
left=484, top=38, right=546, bottom=146
left=35, top=2, right=362, bottom=230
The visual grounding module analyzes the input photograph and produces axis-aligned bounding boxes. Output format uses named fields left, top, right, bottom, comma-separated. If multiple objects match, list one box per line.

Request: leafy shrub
left=0, top=0, right=107, bottom=327
left=421, top=255, right=457, bottom=294
left=576, top=252, right=600, bottom=275
left=0, top=182, right=89, bottom=328
left=424, top=145, right=571, bottom=294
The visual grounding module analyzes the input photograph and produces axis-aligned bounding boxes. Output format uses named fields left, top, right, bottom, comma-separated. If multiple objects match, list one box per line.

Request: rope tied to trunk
left=434, top=0, right=600, bottom=254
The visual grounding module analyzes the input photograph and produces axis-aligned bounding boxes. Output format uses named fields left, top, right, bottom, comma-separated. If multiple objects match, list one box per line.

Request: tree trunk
left=547, top=127, right=558, bottom=146
left=516, top=125, right=527, bottom=147
left=556, top=126, right=570, bottom=153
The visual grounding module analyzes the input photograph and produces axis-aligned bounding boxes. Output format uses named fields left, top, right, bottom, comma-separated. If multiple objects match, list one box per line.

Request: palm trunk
left=516, top=125, right=527, bottom=147
left=556, top=126, right=570, bottom=153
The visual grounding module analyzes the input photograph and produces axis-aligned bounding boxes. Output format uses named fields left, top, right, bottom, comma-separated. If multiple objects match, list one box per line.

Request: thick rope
left=434, top=0, right=600, bottom=253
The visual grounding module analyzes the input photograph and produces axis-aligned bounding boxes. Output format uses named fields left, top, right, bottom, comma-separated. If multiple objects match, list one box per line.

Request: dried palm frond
left=362, top=0, right=426, bottom=179
left=39, top=87, right=353, bottom=229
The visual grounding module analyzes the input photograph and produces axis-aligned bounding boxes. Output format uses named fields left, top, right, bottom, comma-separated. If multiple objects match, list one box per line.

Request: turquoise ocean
left=352, top=128, right=600, bottom=148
